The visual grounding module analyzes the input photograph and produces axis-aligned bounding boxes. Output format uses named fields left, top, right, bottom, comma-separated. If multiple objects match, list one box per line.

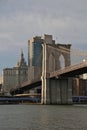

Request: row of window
left=3, top=70, right=28, bottom=75
left=28, top=42, right=42, bottom=67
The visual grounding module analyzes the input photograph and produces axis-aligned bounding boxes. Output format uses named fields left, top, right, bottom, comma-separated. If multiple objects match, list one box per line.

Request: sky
left=0, top=0, right=87, bottom=74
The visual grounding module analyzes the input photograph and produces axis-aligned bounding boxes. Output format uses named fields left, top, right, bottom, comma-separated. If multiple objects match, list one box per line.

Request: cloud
left=0, top=0, right=87, bottom=73
left=0, top=8, right=87, bottom=51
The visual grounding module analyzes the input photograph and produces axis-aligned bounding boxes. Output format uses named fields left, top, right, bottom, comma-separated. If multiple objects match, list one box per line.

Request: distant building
left=0, top=84, right=2, bottom=94
left=72, top=59, right=87, bottom=96
left=72, top=78, right=87, bottom=96
left=0, top=76, right=2, bottom=93
left=82, top=59, right=87, bottom=79
left=0, top=75, right=2, bottom=84
left=2, top=51, right=28, bottom=93
left=28, top=34, right=55, bottom=81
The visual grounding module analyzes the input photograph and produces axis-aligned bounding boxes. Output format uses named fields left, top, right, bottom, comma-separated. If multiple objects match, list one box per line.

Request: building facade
left=28, top=34, right=55, bottom=82
left=0, top=75, right=2, bottom=84
left=2, top=51, right=28, bottom=94
left=82, top=59, right=87, bottom=79
left=72, top=78, right=87, bottom=96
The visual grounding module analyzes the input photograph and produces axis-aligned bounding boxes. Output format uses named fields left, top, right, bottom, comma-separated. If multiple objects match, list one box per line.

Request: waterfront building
left=72, top=78, right=87, bottom=96
left=0, top=76, right=2, bottom=93
left=0, top=75, right=2, bottom=84
left=2, top=51, right=28, bottom=94
left=82, top=59, right=87, bottom=79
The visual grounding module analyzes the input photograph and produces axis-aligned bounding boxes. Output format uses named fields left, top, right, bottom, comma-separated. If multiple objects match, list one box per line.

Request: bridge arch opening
left=49, top=53, right=55, bottom=72
left=59, top=55, right=65, bottom=69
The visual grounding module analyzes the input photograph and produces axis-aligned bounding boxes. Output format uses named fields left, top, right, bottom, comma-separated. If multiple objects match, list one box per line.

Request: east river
left=0, top=104, right=87, bottom=130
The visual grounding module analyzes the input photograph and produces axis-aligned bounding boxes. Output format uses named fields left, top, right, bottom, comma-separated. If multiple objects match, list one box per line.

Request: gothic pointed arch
left=44, top=43, right=71, bottom=73
left=59, top=54, right=65, bottom=69
left=49, top=53, right=55, bottom=72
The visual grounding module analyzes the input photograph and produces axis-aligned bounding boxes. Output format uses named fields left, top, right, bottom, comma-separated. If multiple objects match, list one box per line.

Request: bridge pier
left=41, top=74, right=72, bottom=104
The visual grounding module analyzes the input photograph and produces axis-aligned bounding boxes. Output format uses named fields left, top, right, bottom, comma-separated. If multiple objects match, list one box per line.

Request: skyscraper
left=2, top=51, right=28, bottom=94
left=28, top=34, right=55, bottom=81
left=28, top=36, right=43, bottom=67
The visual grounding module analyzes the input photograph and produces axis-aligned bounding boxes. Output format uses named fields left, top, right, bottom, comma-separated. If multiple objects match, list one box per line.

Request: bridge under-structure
left=10, top=61, right=87, bottom=96
left=10, top=42, right=87, bottom=104
left=50, top=61, right=87, bottom=78
left=41, top=43, right=87, bottom=104
left=10, top=79, right=41, bottom=95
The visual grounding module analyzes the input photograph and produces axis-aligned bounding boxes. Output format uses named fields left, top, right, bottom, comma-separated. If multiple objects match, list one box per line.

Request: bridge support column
left=41, top=76, right=73, bottom=105
left=67, top=78, right=73, bottom=104
left=41, top=73, right=50, bottom=104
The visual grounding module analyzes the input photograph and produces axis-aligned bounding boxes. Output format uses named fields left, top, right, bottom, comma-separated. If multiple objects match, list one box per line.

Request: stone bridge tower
left=41, top=42, right=72, bottom=104
left=42, top=43, right=71, bottom=74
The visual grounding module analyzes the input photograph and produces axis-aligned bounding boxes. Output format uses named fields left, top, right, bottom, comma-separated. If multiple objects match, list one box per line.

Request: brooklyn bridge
left=10, top=35, right=87, bottom=104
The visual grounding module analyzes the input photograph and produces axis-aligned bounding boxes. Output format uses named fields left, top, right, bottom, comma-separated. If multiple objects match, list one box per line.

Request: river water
left=0, top=104, right=87, bottom=130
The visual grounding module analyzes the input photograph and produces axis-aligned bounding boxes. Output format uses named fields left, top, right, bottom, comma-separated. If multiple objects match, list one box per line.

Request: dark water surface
left=0, top=104, right=87, bottom=130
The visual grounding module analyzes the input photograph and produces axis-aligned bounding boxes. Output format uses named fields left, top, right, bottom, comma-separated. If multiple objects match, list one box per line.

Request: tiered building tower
left=2, top=51, right=28, bottom=94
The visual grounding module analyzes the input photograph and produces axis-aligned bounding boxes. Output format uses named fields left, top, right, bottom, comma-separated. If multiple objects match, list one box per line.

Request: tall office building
left=28, top=36, right=43, bottom=67
left=2, top=51, right=28, bottom=94
left=28, top=34, right=55, bottom=81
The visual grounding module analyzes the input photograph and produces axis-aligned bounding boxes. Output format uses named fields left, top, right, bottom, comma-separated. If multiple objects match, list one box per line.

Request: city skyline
left=0, top=0, right=87, bottom=74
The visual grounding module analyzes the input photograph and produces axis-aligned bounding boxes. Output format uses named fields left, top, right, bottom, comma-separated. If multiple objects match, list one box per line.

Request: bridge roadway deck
left=10, top=78, right=41, bottom=95
left=10, top=61, right=87, bottom=94
left=50, top=61, right=87, bottom=78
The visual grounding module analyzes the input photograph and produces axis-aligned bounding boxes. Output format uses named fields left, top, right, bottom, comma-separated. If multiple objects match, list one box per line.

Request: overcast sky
left=0, top=0, right=87, bottom=74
